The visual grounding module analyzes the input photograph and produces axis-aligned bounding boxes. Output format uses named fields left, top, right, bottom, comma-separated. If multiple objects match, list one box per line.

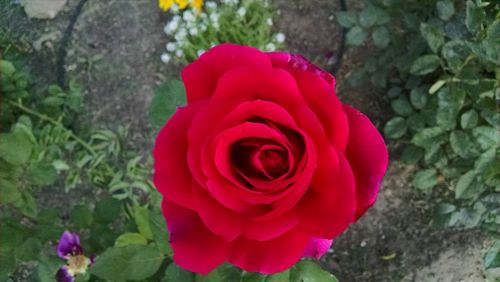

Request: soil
left=0, top=0, right=489, bottom=281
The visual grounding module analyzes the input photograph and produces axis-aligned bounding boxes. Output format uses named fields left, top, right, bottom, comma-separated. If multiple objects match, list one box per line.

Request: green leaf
left=391, top=96, right=414, bottom=117
left=413, top=169, right=438, bottom=190
left=465, top=0, right=485, bottom=33
left=149, top=80, right=186, bottom=131
left=411, top=127, right=446, bottom=147
left=36, top=255, right=62, bottom=282
left=47, top=84, right=63, bottom=95
left=441, top=40, right=470, bottom=73
left=474, top=148, right=496, bottom=172
left=134, top=205, right=153, bottom=240
left=196, top=263, right=241, bottom=282
left=0, top=60, right=16, bottom=76
left=241, top=272, right=267, bottom=282
left=150, top=208, right=173, bottom=256
left=455, top=170, right=478, bottom=199
left=435, top=203, right=456, bottom=214
left=14, top=237, right=42, bottom=261
left=115, top=233, right=148, bottom=247
left=335, top=11, right=357, bottom=28
left=436, top=0, right=455, bottom=21
left=406, top=113, right=426, bottom=132
left=449, top=130, right=472, bottom=158
left=0, top=178, right=21, bottom=204
left=266, top=270, right=290, bottom=282
left=484, top=240, right=500, bottom=269
left=359, top=4, right=389, bottom=28
left=164, top=262, right=195, bottom=282
left=420, top=23, right=444, bottom=53
left=400, top=145, right=424, bottom=165
left=410, top=55, right=441, bottom=75
left=346, top=26, right=368, bottom=46
left=94, top=197, right=121, bottom=223
left=409, top=87, right=428, bottom=109
left=372, top=26, right=390, bottom=48
left=384, top=117, right=407, bottom=139
left=42, top=96, right=65, bottom=107
left=70, top=205, right=94, bottom=228
left=15, top=190, right=38, bottom=218
left=0, top=130, right=33, bottom=165
left=460, top=109, right=478, bottom=129
left=457, top=208, right=482, bottom=228
left=290, top=260, right=339, bottom=282
left=26, top=162, right=58, bottom=186
left=472, top=126, right=499, bottom=150
left=90, top=245, right=164, bottom=281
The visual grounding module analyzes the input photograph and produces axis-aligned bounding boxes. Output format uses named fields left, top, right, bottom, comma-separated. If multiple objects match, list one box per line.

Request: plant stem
left=7, top=99, right=97, bottom=157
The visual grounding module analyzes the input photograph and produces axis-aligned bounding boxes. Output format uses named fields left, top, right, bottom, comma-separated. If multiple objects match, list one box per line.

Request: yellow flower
left=191, top=0, right=204, bottom=11
left=175, top=0, right=189, bottom=9
left=159, top=0, right=174, bottom=11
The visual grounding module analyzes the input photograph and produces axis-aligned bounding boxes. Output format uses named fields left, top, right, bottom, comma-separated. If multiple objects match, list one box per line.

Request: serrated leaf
left=0, top=178, right=21, bottom=204
left=472, top=126, right=499, bottom=150
left=460, top=109, right=478, bottom=129
left=436, top=1, right=455, bottom=21
left=420, top=23, right=444, bottom=53
left=149, top=208, right=173, bottom=256
left=335, top=11, right=357, bottom=28
left=384, top=117, right=407, bottom=139
left=36, top=255, right=62, bottom=282
left=90, top=245, right=164, bottom=281
left=290, top=260, right=339, bottom=282
left=149, top=80, right=186, bottom=131
left=346, top=26, right=368, bottom=46
left=115, top=233, right=148, bottom=247
left=372, top=26, right=390, bottom=48
left=410, top=55, right=441, bottom=75
left=14, top=237, right=42, bottom=261
left=413, top=169, right=438, bottom=190
left=391, top=96, right=414, bottom=117
left=26, top=162, right=58, bottom=186
left=134, top=205, right=153, bottom=240
left=0, top=130, right=33, bottom=165
left=164, top=262, right=195, bottom=282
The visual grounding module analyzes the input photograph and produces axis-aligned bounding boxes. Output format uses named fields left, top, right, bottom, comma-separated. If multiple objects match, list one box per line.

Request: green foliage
left=149, top=80, right=186, bottom=131
left=340, top=0, right=500, bottom=273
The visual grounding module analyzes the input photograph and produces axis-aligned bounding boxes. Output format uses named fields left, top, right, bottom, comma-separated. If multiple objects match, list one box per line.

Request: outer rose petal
left=153, top=101, right=206, bottom=209
left=343, top=105, right=388, bottom=219
left=303, top=237, right=333, bottom=260
left=228, top=230, right=309, bottom=274
left=182, top=44, right=272, bottom=104
left=162, top=200, right=229, bottom=274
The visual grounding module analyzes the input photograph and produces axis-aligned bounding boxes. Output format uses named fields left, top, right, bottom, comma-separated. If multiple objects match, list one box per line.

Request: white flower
left=189, top=27, right=199, bottom=35
left=161, top=53, right=171, bottom=63
left=267, top=18, right=273, bottom=26
left=210, top=12, right=219, bottom=22
left=175, top=28, right=188, bottom=41
left=221, top=0, right=237, bottom=5
left=175, top=49, right=184, bottom=57
left=173, top=15, right=181, bottom=23
left=206, top=1, right=217, bottom=9
left=237, top=7, right=246, bottom=17
left=197, top=49, right=205, bottom=56
left=166, top=42, right=176, bottom=51
left=164, top=20, right=178, bottom=34
left=213, top=21, right=220, bottom=30
left=275, top=33, right=285, bottom=43
left=265, top=43, right=276, bottom=51
left=183, top=11, right=195, bottom=22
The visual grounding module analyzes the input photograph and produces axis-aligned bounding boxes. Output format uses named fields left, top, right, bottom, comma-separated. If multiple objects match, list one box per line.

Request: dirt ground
left=0, top=0, right=489, bottom=281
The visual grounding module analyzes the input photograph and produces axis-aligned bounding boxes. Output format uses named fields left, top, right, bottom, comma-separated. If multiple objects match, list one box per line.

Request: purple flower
left=55, top=231, right=93, bottom=282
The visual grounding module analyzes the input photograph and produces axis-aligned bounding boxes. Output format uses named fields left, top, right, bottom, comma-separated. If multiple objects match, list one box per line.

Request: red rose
left=153, top=44, right=388, bottom=274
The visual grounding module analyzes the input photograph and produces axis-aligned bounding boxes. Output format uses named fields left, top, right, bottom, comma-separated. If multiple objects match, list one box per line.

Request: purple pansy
left=55, top=231, right=93, bottom=282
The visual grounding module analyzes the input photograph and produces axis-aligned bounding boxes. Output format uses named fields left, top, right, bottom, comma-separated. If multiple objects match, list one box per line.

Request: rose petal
left=228, top=230, right=309, bottom=274
left=182, top=44, right=272, bottom=104
left=343, top=105, right=388, bottom=219
left=162, top=200, right=229, bottom=274
left=153, top=101, right=206, bottom=209
left=296, top=151, right=356, bottom=238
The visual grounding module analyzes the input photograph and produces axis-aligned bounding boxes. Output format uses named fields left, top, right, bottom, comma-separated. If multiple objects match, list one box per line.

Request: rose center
left=257, top=148, right=289, bottom=178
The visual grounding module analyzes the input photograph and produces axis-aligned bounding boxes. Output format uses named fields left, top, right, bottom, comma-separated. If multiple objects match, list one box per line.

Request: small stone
left=22, top=0, right=67, bottom=19
left=360, top=240, right=367, bottom=247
